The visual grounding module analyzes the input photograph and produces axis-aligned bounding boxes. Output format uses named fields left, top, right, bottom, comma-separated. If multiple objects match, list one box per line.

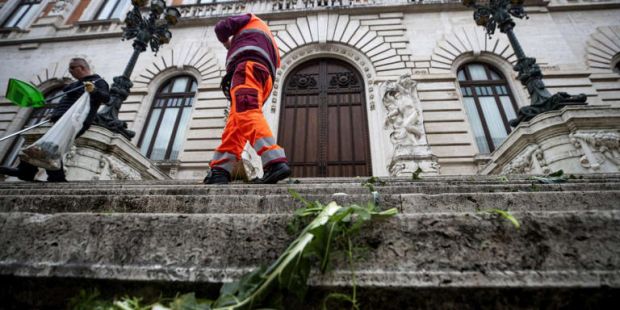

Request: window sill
left=75, top=19, right=122, bottom=27
left=0, top=27, right=28, bottom=39
left=0, top=27, right=28, bottom=33
left=153, top=160, right=181, bottom=167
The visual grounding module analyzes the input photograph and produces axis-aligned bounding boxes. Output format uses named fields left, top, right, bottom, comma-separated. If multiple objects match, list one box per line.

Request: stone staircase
left=1, top=174, right=620, bottom=309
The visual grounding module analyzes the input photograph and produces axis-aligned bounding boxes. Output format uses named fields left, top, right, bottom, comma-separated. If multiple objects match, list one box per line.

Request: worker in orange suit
left=204, top=13, right=290, bottom=184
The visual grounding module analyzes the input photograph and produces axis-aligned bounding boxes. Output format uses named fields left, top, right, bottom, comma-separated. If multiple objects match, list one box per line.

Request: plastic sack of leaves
left=19, top=92, right=90, bottom=171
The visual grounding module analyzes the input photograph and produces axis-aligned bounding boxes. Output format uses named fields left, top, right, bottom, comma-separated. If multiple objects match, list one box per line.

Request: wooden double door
left=277, top=58, right=372, bottom=177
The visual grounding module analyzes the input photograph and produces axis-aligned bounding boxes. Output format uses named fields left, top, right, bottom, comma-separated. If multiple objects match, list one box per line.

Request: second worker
left=204, top=13, right=291, bottom=184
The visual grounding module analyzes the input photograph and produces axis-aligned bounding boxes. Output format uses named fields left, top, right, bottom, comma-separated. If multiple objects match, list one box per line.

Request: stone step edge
left=2, top=175, right=619, bottom=188
left=1, top=182, right=619, bottom=194
left=2, top=189, right=619, bottom=198
left=2, top=192, right=619, bottom=214
left=2, top=209, right=616, bottom=217
left=2, top=178, right=619, bottom=188
left=1, top=262, right=617, bottom=288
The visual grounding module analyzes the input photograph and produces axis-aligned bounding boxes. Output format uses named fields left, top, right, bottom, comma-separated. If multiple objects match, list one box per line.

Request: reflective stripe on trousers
left=254, top=137, right=286, bottom=167
left=209, top=151, right=237, bottom=174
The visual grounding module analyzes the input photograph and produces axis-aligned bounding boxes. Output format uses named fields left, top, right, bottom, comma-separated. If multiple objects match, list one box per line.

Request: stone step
left=0, top=180, right=619, bottom=196
left=1, top=211, right=618, bottom=286
left=1, top=173, right=619, bottom=189
left=1, top=174, right=619, bottom=308
left=1, top=190, right=618, bottom=214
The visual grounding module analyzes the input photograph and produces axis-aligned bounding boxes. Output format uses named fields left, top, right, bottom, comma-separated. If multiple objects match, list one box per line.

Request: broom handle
left=0, top=120, right=50, bottom=142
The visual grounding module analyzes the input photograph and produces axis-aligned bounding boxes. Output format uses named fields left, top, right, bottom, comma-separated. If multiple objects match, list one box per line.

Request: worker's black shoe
left=0, top=166, right=36, bottom=182
left=203, top=168, right=230, bottom=184
left=261, top=162, right=291, bottom=184
left=0, top=166, right=20, bottom=177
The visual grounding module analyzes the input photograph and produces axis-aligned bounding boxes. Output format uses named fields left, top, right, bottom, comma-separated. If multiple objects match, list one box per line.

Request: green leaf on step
left=372, top=208, right=398, bottom=219
left=531, top=169, right=567, bottom=184
left=362, top=176, right=386, bottom=193
left=288, top=189, right=311, bottom=207
left=548, top=170, right=564, bottom=177
left=481, top=208, right=520, bottom=229
left=412, top=167, right=423, bottom=180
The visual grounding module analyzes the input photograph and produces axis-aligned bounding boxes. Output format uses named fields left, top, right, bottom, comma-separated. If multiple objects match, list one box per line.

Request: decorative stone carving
left=382, top=75, right=426, bottom=147
left=500, top=144, right=549, bottom=175
left=389, top=157, right=440, bottom=177
left=570, top=131, right=620, bottom=171
left=381, top=75, right=439, bottom=176
left=51, top=0, right=74, bottom=15
left=103, top=156, right=142, bottom=180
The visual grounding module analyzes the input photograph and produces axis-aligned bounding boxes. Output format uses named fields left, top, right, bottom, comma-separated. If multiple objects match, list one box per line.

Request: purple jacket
left=215, top=14, right=280, bottom=77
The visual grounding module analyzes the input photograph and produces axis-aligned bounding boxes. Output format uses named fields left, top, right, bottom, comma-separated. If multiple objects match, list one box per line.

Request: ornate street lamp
left=95, top=0, right=181, bottom=139
left=462, top=0, right=587, bottom=126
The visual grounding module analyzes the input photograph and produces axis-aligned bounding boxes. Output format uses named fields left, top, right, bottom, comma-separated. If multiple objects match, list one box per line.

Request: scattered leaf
left=480, top=208, right=520, bottom=229
left=530, top=170, right=567, bottom=184
left=412, top=167, right=423, bottom=180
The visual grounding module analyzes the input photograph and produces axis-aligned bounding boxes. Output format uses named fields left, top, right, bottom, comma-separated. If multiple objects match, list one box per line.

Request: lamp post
left=95, top=0, right=181, bottom=139
left=462, top=0, right=587, bottom=127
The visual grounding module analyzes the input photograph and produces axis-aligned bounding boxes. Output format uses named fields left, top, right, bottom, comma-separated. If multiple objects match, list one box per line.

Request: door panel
left=279, top=59, right=371, bottom=177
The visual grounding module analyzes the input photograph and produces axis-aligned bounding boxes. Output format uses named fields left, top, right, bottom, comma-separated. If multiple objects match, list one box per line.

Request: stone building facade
left=0, top=0, right=618, bottom=180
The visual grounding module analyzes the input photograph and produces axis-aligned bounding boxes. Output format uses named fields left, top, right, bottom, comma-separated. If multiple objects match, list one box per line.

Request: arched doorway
left=278, top=58, right=372, bottom=177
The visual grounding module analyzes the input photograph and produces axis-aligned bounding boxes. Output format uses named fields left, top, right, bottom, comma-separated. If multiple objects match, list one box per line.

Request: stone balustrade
left=175, top=0, right=461, bottom=19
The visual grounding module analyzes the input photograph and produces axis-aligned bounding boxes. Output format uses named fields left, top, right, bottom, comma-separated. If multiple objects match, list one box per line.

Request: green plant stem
left=215, top=202, right=342, bottom=310
left=347, top=235, right=359, bottom=310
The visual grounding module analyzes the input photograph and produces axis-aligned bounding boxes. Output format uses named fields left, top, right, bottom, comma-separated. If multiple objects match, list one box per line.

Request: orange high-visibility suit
left=210, top=14, right=287, bottom=175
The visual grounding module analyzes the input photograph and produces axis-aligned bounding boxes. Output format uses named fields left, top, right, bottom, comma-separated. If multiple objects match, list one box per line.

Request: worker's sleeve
left=90, top=78, right=110, bottom=105
left=214, top=13, right=252, bottom=43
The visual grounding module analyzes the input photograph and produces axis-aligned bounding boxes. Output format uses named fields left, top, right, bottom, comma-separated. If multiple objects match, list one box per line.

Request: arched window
left=458, top=62, right=518, bottom=153
left=138, top=75, right=196, bottom=161
left=2, top=86, right=64, bottom=166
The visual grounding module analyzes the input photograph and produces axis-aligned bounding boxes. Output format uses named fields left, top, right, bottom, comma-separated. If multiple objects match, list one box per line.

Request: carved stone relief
left=381, top=75, right=439, bottom=176
left=50, top=0, right=75, bottom=16
left=570, top=130, right=620, bottom=171
left=382, top=75, right=427, bottom=148
left=64, top=146, right=142, bottom=180
left=103, top=156, right=142, bottom=180
left=500, top=144, right=549, bottom=175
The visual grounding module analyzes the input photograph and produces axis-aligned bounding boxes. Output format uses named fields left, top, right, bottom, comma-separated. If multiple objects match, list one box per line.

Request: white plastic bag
left=19, top=92, right=91, bottom=171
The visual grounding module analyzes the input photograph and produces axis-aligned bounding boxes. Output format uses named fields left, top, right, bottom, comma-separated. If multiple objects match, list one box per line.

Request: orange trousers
left=210, top=61, right=287, bottom=173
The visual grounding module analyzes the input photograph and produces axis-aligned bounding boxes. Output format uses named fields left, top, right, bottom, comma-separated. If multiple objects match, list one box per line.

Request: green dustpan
left=5, top=78, right=46, bottom=108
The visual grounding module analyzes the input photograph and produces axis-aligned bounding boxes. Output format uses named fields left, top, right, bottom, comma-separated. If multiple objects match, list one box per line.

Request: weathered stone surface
left=2, top=211, right=619, bottom=283
left=0, top=175, right=619, bottom=308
